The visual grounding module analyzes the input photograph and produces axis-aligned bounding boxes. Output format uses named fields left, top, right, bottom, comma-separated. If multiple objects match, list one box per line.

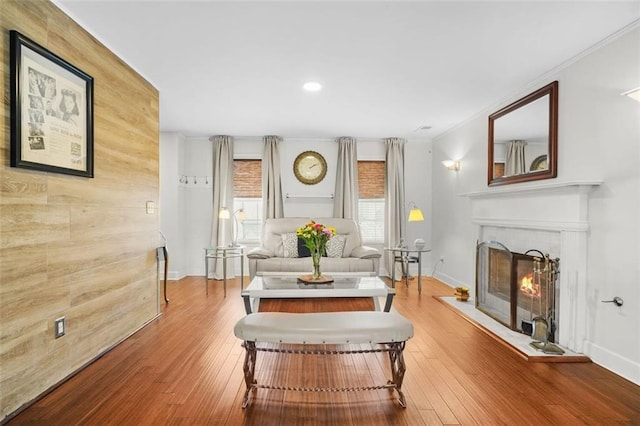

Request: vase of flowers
left=311, top=249, right=322, bottom=279
left=297, top=220, right=336, bottom=280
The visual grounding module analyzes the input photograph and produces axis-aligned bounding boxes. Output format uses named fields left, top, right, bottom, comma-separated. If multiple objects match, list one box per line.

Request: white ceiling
left=55, top=1, right=640, bottom=139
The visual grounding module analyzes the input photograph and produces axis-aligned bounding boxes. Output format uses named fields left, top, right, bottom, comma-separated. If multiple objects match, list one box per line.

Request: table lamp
left=408, top=202, right=424, bottom=222
left=408, top=202, right=425, bottom=249
left=397, top=202, right=424, bottom=248
left=219, top=207, right=246, bottom=247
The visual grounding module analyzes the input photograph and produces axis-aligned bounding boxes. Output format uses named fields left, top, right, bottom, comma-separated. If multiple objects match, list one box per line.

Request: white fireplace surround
left=465, top=180, right=602, bottom=354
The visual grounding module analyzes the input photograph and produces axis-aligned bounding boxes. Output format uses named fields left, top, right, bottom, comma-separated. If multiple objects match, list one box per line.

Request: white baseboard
left=584, top=341, right=640, bottom=386
left=432, top=271, right=469, bottom=290
left=167, top=271, right=185, bottom=280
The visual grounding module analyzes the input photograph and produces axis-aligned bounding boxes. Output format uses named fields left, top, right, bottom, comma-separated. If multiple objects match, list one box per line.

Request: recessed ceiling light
left=303, top=81, right=322, bottom=92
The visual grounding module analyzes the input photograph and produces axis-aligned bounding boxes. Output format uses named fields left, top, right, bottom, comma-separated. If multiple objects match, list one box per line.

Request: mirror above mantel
left=488, top=81, right=558, bottom=186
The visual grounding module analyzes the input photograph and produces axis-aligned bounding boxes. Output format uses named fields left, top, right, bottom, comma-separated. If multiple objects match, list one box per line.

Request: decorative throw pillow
left=281, top=233, right=298, bottom=258
left=297, top=237, right=311, bottom=257
left=325, top=234, right=347, bottom=258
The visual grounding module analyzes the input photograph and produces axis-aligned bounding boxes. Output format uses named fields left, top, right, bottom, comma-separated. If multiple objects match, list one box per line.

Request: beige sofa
left=247, top=217, right=381, bottom=278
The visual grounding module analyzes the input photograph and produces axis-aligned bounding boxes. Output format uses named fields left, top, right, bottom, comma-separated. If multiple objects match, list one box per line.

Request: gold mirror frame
left=488, top=81, right=558, bottom=186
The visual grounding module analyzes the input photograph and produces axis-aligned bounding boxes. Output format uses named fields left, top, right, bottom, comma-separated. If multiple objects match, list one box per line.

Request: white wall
left=431, top=118, right=481, bottom=287
left=432, top=27, right=640, bottom=384
left=404, top=140, right=433, bottom=274
left=160, top=135, right=432, bottom=278
left=159, top=132, right=186, bottom=280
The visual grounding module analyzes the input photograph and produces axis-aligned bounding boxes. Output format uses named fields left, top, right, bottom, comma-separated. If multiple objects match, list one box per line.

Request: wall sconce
left=621, top=87, right=640, bottom=102
left=218, top=207, right=246, bottom=247
left=442, top=160, right=460, bottom=171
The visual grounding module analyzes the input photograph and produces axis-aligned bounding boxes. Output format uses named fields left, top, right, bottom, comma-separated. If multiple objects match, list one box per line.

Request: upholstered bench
left=233, top=311, right=414, bottom=408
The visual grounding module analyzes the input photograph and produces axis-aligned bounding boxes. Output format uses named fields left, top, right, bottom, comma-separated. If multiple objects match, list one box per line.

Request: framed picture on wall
left=10, top=30, right=94, bottom=178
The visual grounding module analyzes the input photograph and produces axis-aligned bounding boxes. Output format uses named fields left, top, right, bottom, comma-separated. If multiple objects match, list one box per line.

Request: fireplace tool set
left=525, top=252, right=563, bottom=354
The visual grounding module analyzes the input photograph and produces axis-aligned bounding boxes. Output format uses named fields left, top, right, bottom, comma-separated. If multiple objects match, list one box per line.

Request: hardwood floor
left=8, top=276, right=640, bottom=425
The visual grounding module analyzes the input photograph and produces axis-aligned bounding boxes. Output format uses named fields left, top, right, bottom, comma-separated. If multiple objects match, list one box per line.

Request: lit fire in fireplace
left=520, top=274, right=540, bottom=297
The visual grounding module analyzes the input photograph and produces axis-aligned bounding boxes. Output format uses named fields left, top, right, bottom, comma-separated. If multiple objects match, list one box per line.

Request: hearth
left=476, top=241, right=560, bottom=345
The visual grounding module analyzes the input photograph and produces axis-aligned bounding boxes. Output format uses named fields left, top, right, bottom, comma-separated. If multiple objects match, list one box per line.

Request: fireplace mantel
left=461, top=180, right=602, bottom=199
left=466, top=179, right=602, bottom=354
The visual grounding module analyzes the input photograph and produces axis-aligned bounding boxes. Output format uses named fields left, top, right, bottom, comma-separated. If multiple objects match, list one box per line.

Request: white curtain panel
left=210, top=135, right=234, bottom=278
left=505, top=140, right=527, bottom=176
left=384, top=137, right=406, bottom=278
left=262, top=135, right=284, bottom=221
left=333, top=136, right=359, bottom=219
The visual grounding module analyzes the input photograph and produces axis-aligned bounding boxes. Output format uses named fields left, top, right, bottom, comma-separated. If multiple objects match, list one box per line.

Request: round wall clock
left=293, top=151, right=327, bottom=185
left=530, top=155, right=548, bottom=171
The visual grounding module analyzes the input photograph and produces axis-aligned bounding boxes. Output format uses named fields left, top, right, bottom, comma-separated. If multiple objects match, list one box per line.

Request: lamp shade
left=408, top=208, right=424, bottom=222
left=442, top=160, right=460, bottom=171
left=235, top=209, right=246, bottom=221
left=218, top=207, right=230, bottom=219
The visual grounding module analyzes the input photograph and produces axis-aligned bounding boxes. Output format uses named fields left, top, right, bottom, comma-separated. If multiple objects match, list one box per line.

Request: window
left=233, top=160, right=262, bottom=242
left=357, top=161, right=385, bottom=243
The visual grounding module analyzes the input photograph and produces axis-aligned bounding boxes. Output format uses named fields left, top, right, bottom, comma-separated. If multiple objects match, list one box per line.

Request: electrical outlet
left=146, top=201, right=155, bottom=214
left=54, top=317, right=66, bottom=339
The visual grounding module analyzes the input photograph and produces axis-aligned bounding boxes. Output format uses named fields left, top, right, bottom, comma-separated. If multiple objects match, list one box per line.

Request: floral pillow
left=325, top=234, right=346, bottom=258
left=281, top=233, right=299, bottom=258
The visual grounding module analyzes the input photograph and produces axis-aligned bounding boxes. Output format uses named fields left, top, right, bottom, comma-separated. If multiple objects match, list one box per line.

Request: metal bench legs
left=241, top=341, right=257, bottom=409
left=239, top=341, right=408, bottom=408
left=387, top=341, right=407, bottom=407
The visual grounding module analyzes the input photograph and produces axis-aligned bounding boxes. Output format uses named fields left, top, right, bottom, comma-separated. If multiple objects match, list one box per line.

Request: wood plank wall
left=0, top=0, right=160, bottom=420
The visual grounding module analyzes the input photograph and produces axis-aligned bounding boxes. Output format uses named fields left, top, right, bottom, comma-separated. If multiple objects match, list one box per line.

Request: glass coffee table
left=241, top=273, right=395, bottom=314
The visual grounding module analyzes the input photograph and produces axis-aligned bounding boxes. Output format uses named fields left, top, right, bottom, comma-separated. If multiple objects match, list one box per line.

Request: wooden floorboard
left=6, top=276, right=640, bottom=425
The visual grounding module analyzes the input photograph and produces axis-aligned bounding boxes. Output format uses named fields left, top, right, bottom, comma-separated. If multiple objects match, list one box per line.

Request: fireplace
left=476, top=241, right=560, bottom=343
left=465, top=181, right=601, bottom=353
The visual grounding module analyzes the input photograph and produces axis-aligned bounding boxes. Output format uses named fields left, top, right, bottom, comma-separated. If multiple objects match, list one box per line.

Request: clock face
left=530, top=155, right=548, bottom=171
left=293, top=151, right=327, bottom=185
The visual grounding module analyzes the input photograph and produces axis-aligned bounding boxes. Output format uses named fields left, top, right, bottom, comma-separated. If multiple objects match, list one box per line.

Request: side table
left=204, top=246, right=245, bottom=297
left=384, top=246, right=431, bottom=294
